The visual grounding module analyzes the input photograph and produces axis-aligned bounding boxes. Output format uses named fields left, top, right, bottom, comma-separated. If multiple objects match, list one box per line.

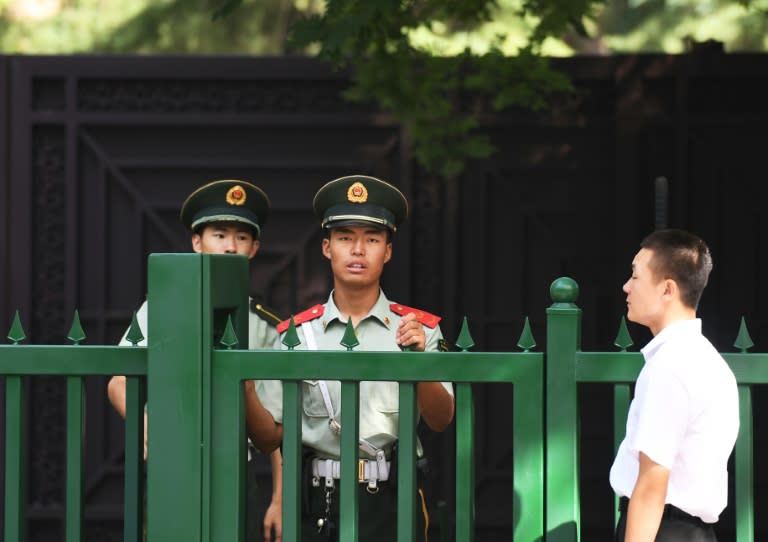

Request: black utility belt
left=618, top=497, right=712, bottom=529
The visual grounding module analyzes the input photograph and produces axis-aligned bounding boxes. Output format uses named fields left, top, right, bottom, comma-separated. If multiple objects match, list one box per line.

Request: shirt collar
left=641, top=318, right=702, bottom=359
left=323, top=289, right=393, bottom=329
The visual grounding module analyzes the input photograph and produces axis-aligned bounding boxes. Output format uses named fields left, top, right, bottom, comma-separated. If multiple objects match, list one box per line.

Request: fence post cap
left=549, top=277, right=579, bottom=307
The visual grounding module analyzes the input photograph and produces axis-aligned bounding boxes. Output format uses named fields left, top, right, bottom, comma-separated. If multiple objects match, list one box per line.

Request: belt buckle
left=358, top=459, right=365, bottom=482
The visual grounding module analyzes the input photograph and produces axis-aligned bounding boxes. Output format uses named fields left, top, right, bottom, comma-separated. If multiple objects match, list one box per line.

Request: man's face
left=622, top=248, right=667, bottom=332
left=322, top=226, right=392, bottom=289
left=191, top=222, right=260, bottom=260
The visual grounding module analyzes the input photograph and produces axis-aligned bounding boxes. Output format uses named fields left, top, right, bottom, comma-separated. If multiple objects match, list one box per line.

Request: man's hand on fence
left=397, top=312, right=426, bottom=351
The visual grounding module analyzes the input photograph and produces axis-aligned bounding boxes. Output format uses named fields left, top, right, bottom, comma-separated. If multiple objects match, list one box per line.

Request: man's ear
left=191, top=233, right=203, bottom=254
left=321, top=238, right=331, bottom=260
left=247, top=239, right=260, bottom=260
left=663, top=278, right=678, bottom=300
left=384, top=242, right=393, bottom=264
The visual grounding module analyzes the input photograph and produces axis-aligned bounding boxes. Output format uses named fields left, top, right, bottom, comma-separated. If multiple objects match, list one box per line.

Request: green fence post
left=206, top=255, right=249, bottom=542
left=146, top=253, right=203, bottom=541
left=147, top=253, right=249, bottom=542
left=545, top=277, right=581, bottom=542
left=4, top=374, right=26, bottom=542
left=735, top=386, right=754, bottom=542
left=65, top=311, right=86, bottom=542
left=455, top=318, right=476, bottom=542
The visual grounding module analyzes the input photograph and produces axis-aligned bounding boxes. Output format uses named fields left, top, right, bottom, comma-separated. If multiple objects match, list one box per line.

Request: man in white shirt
left=610, top=229, right=739, bottom=542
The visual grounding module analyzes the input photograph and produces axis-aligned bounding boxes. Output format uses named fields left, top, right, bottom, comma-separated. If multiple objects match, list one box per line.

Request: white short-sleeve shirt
left=609, top=319, right=739, bottom=523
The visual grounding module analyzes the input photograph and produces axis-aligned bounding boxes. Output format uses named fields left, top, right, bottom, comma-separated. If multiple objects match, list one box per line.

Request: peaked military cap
left=312, top=175, right=408, bottom=233
left=180, top=179, right=270, bottom=237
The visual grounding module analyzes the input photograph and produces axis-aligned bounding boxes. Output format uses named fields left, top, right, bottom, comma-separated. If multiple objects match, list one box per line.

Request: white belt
left=311, top=457, right=391, bottom=491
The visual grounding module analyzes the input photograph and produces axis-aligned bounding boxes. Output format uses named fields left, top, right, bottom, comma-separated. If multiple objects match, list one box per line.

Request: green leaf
left=7, top=310, right=26, bottom=344
left=455, top=316, right=475, bottom=351
left=340, top=318, right=359, bottom=351
left=282, top=316, right=302, bottom=350
left=211, top=0, right=243, bottom=21
left=67, top=310, right=86, bottom=345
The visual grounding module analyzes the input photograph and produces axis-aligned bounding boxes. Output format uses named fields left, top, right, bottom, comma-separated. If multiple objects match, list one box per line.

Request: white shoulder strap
left=301, top=322, right=340, bottom=434
left=302, top=320, right=318, bottom=351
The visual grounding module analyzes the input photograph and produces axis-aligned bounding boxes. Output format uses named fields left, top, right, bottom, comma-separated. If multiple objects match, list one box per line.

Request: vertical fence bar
left=397, top=381, right=417, bottom=541
left=205, top=255, right=249, bottom=542
left=455, top=382, right=474, bottom=542
left=613, top=385, right=630, bottom=528
left=65, top=376, right=85, bottom=542
left=546, top=278, right=581, bottom=542
left=208, top=372, right=245, bottom=542
left=339, top=381, right=360, bottom=541
left=512, top=356, right=545, bottom=541
left=124, top=376, right=145, bottom=542
left=735, top=386, right=754, bottom=542
left=282, top=380, right=302, bottom=542
left=4, top=375, right=26, bottom=542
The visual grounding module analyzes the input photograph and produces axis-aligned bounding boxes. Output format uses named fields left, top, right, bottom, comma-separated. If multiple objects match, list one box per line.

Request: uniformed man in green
left=245, top=175, right=455, bottom=541
left=107, top=179, right=285, bottom=541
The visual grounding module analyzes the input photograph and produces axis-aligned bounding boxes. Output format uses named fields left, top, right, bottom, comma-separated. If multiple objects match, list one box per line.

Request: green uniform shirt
left=119, top=298, right=281, bottom=349
left=256, top=290, right=453, bottom=459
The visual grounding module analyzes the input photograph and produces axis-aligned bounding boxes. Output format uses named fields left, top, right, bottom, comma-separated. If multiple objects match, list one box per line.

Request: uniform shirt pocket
left=364, top=381, right=400, bottom=413
left=301, top=380, right=341, bottom=418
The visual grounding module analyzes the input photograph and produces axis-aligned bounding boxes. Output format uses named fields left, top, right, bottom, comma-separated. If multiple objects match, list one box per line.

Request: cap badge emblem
left=226, top=185, right=247, bottom=206
left=347, top=182, right=368, bottom=203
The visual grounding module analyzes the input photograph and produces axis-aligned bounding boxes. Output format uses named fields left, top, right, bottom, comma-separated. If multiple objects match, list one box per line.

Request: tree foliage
left=289, top=0, right=588, bottom=177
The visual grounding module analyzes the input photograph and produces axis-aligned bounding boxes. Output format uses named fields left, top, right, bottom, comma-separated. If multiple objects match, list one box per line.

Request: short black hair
left=640, top=229, right=713, bottom=309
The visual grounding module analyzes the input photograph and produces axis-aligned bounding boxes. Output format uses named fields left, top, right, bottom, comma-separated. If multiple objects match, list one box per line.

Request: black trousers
left=300, top=480, right=429, bottom=542
left=615, top=498, right=717, bottom=542
left=300, top=450, right=430, bottom=542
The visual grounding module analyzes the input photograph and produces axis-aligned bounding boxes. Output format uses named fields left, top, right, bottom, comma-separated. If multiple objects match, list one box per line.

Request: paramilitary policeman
left=106, top=179, right=284, bottom=541
left=246, top=175, right=455, bottom=542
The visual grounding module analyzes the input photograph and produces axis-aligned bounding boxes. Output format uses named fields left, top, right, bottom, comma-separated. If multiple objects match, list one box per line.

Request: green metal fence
left=0, top=254, right=762, bottom=541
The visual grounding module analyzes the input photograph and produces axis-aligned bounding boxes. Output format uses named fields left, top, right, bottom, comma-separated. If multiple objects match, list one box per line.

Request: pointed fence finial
left=455, top=316, right=475, bottom=352
left=340, top=318, right=359, bottom=351
left=125, top=311, right=145, bottom=346
left=516, top=316, right=536, bottom=352
left=282, top=316, right=301, bottom=350
left=7, top=310, right=27, bottom=344
left=733, top=316, right=754, bottom=353
left=67, top=310, right=86, bottom=345
left=219, top=315, right=239, bottom=349
left=613, top=316, right=634, bottom=351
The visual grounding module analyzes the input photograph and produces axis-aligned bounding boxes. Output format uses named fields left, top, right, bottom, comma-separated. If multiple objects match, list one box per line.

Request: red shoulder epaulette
left=276, top=304, right=324, bottom=334
left=389, top=303, right=441, bottom=329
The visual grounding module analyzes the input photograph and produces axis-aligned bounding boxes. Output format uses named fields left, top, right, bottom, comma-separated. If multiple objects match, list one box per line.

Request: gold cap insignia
left=226, top=185, right=247, bottom=206
left=347, top=182, right=368, bottom=203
